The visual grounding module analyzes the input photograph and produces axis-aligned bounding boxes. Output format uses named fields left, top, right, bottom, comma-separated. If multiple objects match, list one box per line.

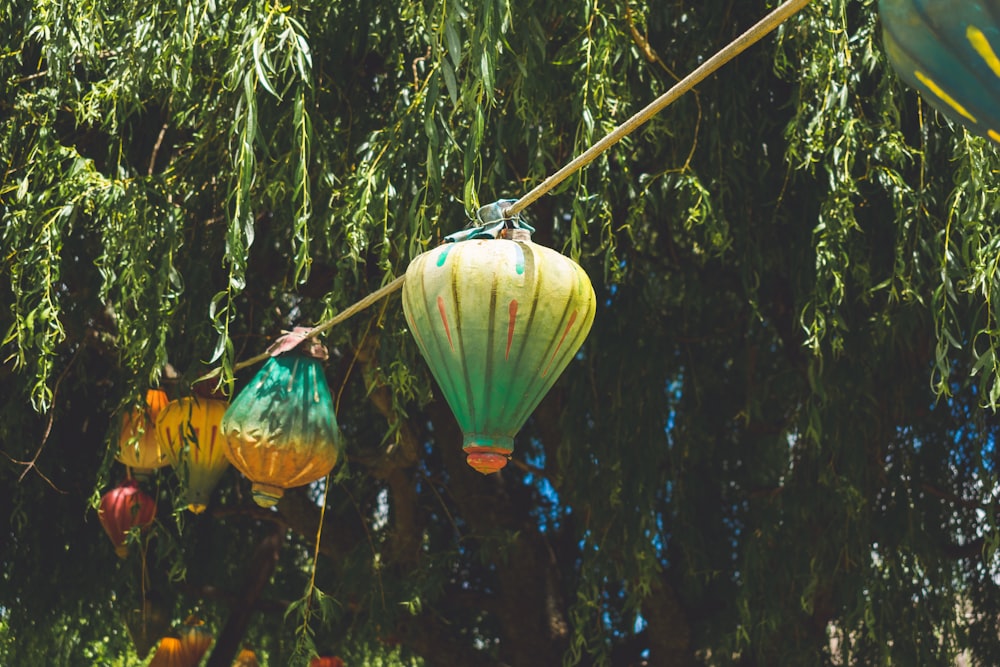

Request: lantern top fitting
left=443, top=199, right=536, bottom=244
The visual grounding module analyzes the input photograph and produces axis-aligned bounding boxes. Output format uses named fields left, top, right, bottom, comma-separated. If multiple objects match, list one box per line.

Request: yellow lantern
left=156, top=396, right=231, bottom=513
left=115, top=388, right=170, bottom=479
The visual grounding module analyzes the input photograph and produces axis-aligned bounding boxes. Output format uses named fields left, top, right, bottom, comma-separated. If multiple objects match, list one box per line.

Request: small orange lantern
left=233, top=648, right=260, bottom=666
left=156, top=396, right=232, bottom=513
left=179, top=615, right=213, bottom=665
left=98, top=479, right=156, bottom=558
left=115, top=388, right=170, bottom=479
left=148, top=636, right=192, bottom=667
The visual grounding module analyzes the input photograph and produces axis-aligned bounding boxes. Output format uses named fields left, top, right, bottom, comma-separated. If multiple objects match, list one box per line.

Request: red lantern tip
left=466, top=452, right=509, bottom=474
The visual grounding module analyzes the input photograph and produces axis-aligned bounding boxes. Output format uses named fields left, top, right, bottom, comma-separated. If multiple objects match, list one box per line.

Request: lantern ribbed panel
left=403, top=238, right=595, bottom=473
left=115, top=389, right=170, bottom=478
left=879, top=0, right=1000, bottom=143
left=156, top=397, right=231, bottom=513
left=148, top=637, right=190, bottom=667
left=179, top=620, right=213, bottom=665
left=98, top=480, right=156, bottom=558
left=221, top=353, right=343, bottom=507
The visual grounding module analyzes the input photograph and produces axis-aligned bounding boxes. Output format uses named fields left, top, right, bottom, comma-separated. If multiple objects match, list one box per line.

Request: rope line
left=209, top=0, right=812, bottom=379
left=505, top=0, right=813, bottom=217
left=229, top=275, right=407, bottom=374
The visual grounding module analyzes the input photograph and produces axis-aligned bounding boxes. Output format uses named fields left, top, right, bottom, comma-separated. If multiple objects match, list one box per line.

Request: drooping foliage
left=4, top=0, right=1000, bottom=665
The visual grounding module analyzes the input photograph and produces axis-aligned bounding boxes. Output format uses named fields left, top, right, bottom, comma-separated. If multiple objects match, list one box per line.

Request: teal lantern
left=879, top=0, right=1000, bottom=144
left=402, top=202, right=596, bottom=474
left=221, top=330, right=343, bottom=507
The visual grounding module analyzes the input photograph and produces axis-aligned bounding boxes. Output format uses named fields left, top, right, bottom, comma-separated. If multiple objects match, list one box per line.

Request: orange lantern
left=98, top=479, right=156, bottom=558
left=156, top=396, right=231, bottom=513
left=233, top=648, right=260, bottom=666
left=115, top=388, right=170, bottom=479
left=179, top=615, right=213, bottom=665
left=148, top=637, right=192, bottom=667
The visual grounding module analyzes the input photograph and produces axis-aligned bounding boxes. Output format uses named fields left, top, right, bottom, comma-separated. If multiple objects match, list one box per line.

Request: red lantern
left=115, top=388, right=170, bottom=479
left=98, top=480, right=156, bottom=558
left=310, top=657, right=345, bottom=667
left=156, top=396, right=232, bottom=513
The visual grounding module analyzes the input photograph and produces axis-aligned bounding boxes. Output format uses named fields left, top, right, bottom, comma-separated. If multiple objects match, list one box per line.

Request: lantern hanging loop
left=441, top=200, right=537, bottom=244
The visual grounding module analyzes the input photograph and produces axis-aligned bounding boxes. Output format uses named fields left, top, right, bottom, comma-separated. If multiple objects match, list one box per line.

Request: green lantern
left=879, top=0, right=1000, bottom=144
left=402, top=202, right=596, bottom=474
left=221, top=330, right=343, bottom=507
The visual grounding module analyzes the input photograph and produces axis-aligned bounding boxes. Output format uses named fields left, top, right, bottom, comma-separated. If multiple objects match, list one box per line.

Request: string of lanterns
left=95, top=0, right=1000, bottom=661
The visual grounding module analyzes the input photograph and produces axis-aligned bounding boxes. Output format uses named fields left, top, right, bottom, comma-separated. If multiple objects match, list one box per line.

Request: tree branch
left=204, top=523, right=285, bottom=667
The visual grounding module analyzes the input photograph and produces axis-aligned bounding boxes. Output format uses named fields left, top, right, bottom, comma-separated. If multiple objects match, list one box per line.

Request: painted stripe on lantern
left=451, top=268, right=478, bottom=427
left=437, top=295, right=455, bottom=351
left=405, top=313, right=429, bottom=358
left=499, top=247, right=543, bottom=428
left=414, top=259, right=464, bottom=427
left=513, top=243, right=525, bottom=275
left=968, top=26, right=1000, bottom=78
left=482, top=274, right=500, bottom=420
left=513, top=270, right=594, bottom=429
left=542, top=311, right=579, bottom=378
left=913, top=70, right=978, bottom=123
left=436, top=244, right=453, bottom=267
left=990, top=129, right=1000, bottom=143
left=506, top=299, right=518, bottom=360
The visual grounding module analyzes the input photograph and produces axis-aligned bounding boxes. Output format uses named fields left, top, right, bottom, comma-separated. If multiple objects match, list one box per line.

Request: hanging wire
left=200, top=0, right=813, bottom=382
left=503, top=0, right=813, bottom=218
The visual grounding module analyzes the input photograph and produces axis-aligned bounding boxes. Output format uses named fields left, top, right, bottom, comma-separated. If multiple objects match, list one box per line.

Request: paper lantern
left=310, top=658, right=345, bottom=667
left=179, top=615, right=213, bottom=665
left=221, top=330, right=343, bottom=507
left=98, top=479, right=156, bottom=558
left=879, top=0, right=1000, bottom=143
left=402, top=207, right=596, bottom=473
left=156, top=396, right=231, bottom=513
left=148, top=637, right=192, bottom=667
left=115, top=388, right=170, bottom=479
left=233, top=648, right=260, bottom=667
left=122, top=592, right=171, bottom=659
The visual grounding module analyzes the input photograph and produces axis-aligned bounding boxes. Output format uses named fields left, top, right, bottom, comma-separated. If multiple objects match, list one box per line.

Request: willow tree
left=3, top=0, right=1000, bottom=665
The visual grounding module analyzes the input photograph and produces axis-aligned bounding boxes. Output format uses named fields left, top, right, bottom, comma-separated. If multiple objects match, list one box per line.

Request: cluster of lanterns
left=97, top=206, right=596, bottom=660
left=100, top=333, right=346, bottom=554
left=100, top=203, right=596, bottom=557
left=91, top=0, right=1000, bottom=658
